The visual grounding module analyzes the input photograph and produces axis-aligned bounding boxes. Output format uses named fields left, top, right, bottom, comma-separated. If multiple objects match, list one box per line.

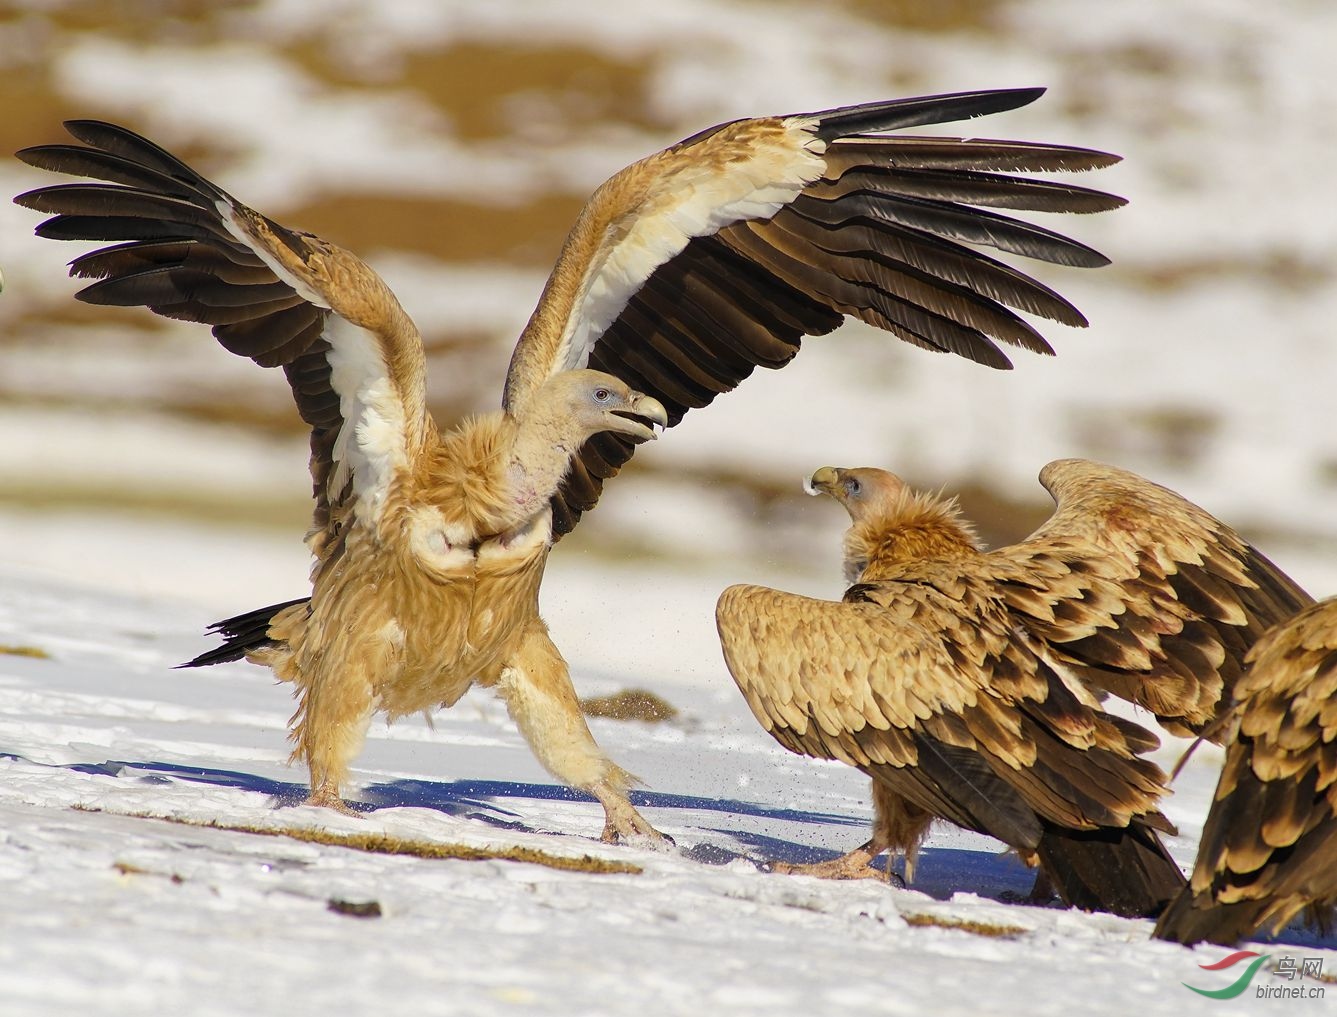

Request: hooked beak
left=610, top=392, right=669, bottom=442
left=804, top=466, right=841, bottom=497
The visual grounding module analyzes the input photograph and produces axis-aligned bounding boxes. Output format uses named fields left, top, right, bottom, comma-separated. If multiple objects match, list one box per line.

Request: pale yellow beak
left=804, top=466, right=841, bottom=497
left=611, top=392, right=669, bottom=441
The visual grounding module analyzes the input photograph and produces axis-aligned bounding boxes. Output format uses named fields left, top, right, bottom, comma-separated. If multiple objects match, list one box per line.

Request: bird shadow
left=39, top=752, right=1036, bottom=901
left=14, top=751, right=1335, bottom=946
left=698, top=825, right=1039, bottom=902
left=6, top=751, right=863, bottom=837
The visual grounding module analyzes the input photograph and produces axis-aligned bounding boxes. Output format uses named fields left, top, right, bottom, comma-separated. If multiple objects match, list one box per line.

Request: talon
left=304, top=782, right=360, bottom=816
left=600, top=812, right=671, bottom=845
left=770, top=841, right=890, bottom=882
left=771, top=858, right=885, bottom=881
left=592, top=784, right=668, bottom=844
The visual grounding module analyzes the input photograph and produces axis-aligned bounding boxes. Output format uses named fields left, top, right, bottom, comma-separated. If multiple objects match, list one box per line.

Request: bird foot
left=770, top=843, right=892, bottom=882
left=303, top=784, right=360, bottom=817
left=592, top=785, right=672, bottom=846
left=599, top=807, right=673, bottom=847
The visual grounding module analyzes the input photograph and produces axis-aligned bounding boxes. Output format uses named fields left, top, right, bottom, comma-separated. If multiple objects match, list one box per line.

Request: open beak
left=804, top=466, right=840, bottom=497
left=611, top=392, right=669, bottom=442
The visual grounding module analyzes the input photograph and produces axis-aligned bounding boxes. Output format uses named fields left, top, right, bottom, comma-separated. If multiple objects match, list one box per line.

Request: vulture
left=716, top=460, right=1310, bottom=914
left=1155, top=598, right=1337, bottom=945
left=16, top=88, right=1126, bottom=842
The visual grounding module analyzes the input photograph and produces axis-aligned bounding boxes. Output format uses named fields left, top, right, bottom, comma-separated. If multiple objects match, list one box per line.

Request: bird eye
left=593, top=387, right=612, bottom=402
left=844, top=478, right=861, bottom=496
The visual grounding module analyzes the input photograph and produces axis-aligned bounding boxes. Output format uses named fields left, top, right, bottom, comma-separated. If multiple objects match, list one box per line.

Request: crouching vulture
left=17, top=88, right=1124, bottom=841
left=717, top=460, right=1309, bottom=914
left=1155, top=599, right=1337, bottom=945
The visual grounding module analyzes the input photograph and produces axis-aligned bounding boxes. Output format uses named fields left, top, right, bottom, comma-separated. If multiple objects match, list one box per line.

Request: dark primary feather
left=15, top=121, right=353, bottom=547
left=813, top=165, right=1126, bottom=215
left=807, top=87, right=1048, bottom=140
left=61, top=119, right=230, bottom=193
left=822, top=136, right=1122, bottom=173
left=15, top=143, right=205, bottom=199
left=794, top=189, right=1111, bottom=268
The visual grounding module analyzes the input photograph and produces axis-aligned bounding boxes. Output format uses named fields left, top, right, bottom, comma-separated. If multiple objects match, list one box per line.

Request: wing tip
left=812, top=86, right=1050, bottom=142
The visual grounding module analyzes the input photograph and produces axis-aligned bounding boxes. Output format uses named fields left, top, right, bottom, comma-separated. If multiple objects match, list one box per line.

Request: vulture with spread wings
left=717, top=460, right=1309, bottom=914
left=17, top=88, right=1125, bottom=842
left=1155, top=599, right=1337, bottom=945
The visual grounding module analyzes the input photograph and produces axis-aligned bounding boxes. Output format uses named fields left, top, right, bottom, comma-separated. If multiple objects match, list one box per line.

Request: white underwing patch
left=217, top=201, right=409, bottom=529
left=553, top=119, right=827, bottom=376
left=323, top=317, right=409, bottom=527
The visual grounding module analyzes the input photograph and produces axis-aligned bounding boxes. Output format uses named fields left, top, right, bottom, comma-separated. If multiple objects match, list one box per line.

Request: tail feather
left=1036, top=820, right=1186, bottom=918
left=1154, top=889, right=1336, bottom=947
left=1153, top=888, right=1273, bottom=946
left=178, top=597, right=307, bottom=668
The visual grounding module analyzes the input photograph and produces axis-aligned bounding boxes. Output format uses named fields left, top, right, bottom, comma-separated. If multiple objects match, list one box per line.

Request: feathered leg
left=497, top=620, right=664, bottom=843
left=281, top=614, right=387, bottom=814
left=288, top=668, right=376, bottom=813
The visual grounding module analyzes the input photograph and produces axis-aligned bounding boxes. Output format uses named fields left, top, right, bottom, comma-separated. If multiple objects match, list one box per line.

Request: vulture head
left=506, top=370, right=670, bottom=525
left=806, top=465, right=979, bottom=581
left=542, top=370, right=669, bottom=444
left=805, top=466, right=907, bottom=524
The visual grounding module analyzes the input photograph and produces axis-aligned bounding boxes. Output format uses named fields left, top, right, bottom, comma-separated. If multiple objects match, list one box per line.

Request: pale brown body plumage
left=718, top=460, right=1310, bottom=913
left=1155, top=599, right=1337, bottom=945
left=19, top=89, right=1125, bottom=840
left=254, top=415, right=570, bottom=798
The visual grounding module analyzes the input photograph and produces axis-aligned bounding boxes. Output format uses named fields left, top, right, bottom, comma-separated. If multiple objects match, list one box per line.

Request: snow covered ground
left=1, top=550, right=1334, bottom=1017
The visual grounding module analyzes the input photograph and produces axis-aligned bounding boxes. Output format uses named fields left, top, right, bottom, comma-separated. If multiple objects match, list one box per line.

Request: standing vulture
left=1155, top=599, right=1337, bottom=945
left=16, top=88, right=1124, bottom=842
left=716, top=460, right=1310, bottom=914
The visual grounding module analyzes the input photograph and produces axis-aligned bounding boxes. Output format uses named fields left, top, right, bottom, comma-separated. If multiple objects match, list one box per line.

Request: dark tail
left=1152, top=887, right=1272, bottom=947
left=178, top=597, right=307, bottom=668
left=1153, top=889, right=1335, bottom=947
left=1036, top=821, right=1186, bottom=918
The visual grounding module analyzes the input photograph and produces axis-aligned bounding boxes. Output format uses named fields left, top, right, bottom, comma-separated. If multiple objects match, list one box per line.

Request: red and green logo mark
left=1183, top=951, right=1271, bottom=999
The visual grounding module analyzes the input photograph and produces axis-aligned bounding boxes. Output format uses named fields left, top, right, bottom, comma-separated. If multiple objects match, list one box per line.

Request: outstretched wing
left=715, top=579, right=1169, bottom=850
left=987, top=458, right=1313, bottom=735
left=1154, top=599, right=1337, bottom=945
left=503, top=88, right=1125, bottom=537
left=15, top=122, right=432, bottom=569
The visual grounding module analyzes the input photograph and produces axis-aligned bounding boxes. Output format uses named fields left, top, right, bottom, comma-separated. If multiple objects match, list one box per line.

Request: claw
left=591, top=782, right=669, bottom=845
left=769, top=839, right=897, bottom=883
left=598, top=806, right=670, bottom=845
left=304, top=781, right=361, bottom=817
